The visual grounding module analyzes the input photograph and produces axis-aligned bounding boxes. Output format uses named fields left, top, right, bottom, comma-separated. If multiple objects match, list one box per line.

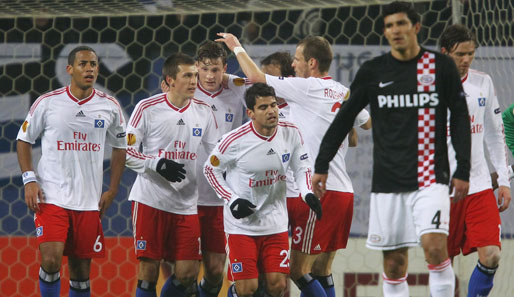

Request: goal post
left=1, top=1, right=513, bottom=296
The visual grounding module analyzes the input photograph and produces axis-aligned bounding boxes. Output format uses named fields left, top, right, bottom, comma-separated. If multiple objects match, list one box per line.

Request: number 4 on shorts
left=431, top=210, right=441, bottom=229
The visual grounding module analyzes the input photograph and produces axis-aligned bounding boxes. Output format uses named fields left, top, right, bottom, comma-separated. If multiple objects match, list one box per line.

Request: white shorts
left=366, top=183, right=450, bottom=250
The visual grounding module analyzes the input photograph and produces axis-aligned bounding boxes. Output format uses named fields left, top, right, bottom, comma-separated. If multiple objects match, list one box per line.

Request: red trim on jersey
left=130, top=95, right=166, bottom=128
left=197, top=82, right=224, bottom=98
left=164, top=94, right=191, bottom=113
left=320, top=76, right=332, bottom=80
left=219, top=125, right=252, bottom=154
left=306, top=168, right=313, bottom=191
left=191, top=98, right=219, bottom=129
left=29, top=87, right=67, bottom=116
left=191, top=98, right=211, bottom=108
left=127, top=147, right=155, bottom=160
left=250, top=122, right=278, bottom=142
left=461, top=72, right=468, bottom=83
left=278, top=121, right=304, bottom=144
left=204, top=166, right=231, bottom=202
left=66, top=86, right=96, bottom=105
left=278, top=102, right=288, bottom=109
left=97, top=91, right=124, bottom=125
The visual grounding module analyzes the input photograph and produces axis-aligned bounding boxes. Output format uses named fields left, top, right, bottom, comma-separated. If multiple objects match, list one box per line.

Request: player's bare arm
left=348, top=128, right=358, bottom=147
left=215, top=33, right=266, bottom=83
left=450, top=177, right=469, bottom=203
left=16, top=140, right=44, bottom=212
left=99, top=147, right=126, bottom=217
left=497, top=185, right=511, bottom=212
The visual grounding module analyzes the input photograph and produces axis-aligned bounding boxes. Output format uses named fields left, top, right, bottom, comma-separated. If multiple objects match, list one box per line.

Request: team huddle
left=16, top=1, right=512, bottom=297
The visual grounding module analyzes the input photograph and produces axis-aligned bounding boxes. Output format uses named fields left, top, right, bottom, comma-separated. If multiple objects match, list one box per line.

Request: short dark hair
left=382, top=1, right=419, bottom=25
left=297, top=36, right=333, bottom=73
left=162, top=53, right=195, bottom=81
left=68, top=45, right=97, bottom=66
left=261, top=51, right=295, bottom=77
left=245, top=83, right=276, bottom=110
left=439, top=24, right=478, bottom=52
left=197, top=41, right=227, bottom=65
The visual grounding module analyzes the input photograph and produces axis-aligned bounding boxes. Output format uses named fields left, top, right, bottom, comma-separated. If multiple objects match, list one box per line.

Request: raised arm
left=215, top=33, right=266, bottom=83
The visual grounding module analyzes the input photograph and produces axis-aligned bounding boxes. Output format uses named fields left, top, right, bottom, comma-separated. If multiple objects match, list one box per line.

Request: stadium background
left=0, top=0, right=513, bottom=296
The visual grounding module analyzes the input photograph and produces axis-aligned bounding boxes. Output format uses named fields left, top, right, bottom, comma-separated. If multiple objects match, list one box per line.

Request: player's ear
left=246, top=108, right=254, bottom=120
left=441, top=47, right=448, bottom=55
left=223, top=63, right=228, bottom=72
left=66, top=64, right=73, bottom=75
left=414, top=22, right=421, bottom=34
left=167, top=76, right=175, bottom=88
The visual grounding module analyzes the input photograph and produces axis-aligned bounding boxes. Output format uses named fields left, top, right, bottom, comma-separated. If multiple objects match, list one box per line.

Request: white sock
left=428, top=258, right=455, bottom=297
left=382, top=272, right=409, bottom=297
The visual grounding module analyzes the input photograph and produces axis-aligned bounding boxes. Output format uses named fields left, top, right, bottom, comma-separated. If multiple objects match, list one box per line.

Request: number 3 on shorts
left=293, top=226, right=303, bottom=244
left=431, top=210, right=441, bottom=229
left=93, top=235, right=103, bottom=252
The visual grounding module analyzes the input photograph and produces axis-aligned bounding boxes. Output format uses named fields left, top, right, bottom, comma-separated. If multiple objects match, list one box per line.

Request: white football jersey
left=448, top=69, right=509, bottom=194
left=16, top=86, right=127, bottom=210
left=204, top=121, right=313, bottom=235
left=278, top=102, right=301, bottom=198
left=194, top=75, right=248, bottom=206
left=266, top=75, right=370, bottom=192
left=126, top=93, right=219, bottom=214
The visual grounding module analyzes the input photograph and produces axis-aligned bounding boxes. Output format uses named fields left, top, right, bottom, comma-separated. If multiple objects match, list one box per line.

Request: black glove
left=229, top=198, right=256, bottom=219
left=156, top=158, right=186, bottom=182
left=305, top=193, right=322, bottom=220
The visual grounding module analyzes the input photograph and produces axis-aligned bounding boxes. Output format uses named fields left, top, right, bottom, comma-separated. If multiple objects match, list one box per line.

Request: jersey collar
left=197, top=81, right=224, bottom=98
left=461, top=72, right=468, bottom=83
left=250, top=122, right=278, bottom=142
left=165, top=93, right=191, bottom=113
left=66, top=86, right=95, bottom=105
left=320, top=76, right=332, bottom=80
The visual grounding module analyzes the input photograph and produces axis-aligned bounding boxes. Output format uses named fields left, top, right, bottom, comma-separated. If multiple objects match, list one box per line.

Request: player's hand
left=450, top=177, right=469, bottom=203
left=24, top=182, right=44, bottom=212
left=215, top=33, right=242, bottom=52
left=312, top=173, right=327, bottom=199
left=99, top=189, right=117, bottom=218
left=229, top=198, right=256, bottom=219
left=304, top=193, right=322, bottom=220
left=497, top=185, right=511, bottom=212
left=156, top=158, right=186, bottom=182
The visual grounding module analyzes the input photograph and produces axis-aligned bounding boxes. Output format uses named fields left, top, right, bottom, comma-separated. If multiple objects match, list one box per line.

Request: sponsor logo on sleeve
left=494, top=108, right=501, bottom=114
left=127, top=133, right=136, bottom=146
left=36, top=226, right=43, bottom=237
left=22, top=120, right=29, bottom=132
left=225, top=113, right=234, bottom=122
left=300, top=153, right=308, bottom=160
left=231, top=262, right=243, bottom=273
left=192, top=128, right=202, bottom=137
left=136, top=240, right=147, bottom=250
left=478, top=97, right=486, bottom=107
left=233, top=77, right=245, bottom=86
left=210, top=155, right=220, bottom=167
left=94, top=119, right=105, bottom=128
left=116, top=132, right=126, bottom=138
left=282, top=153, right=290, bottom=162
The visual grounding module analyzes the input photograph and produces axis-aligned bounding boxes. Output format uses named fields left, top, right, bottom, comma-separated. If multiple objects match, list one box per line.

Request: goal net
left=1, top=1, right=512, bottom=296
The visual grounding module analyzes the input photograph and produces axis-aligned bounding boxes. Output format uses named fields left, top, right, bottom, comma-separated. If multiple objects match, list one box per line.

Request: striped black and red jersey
left=315, top=48, right=471, bottom=193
